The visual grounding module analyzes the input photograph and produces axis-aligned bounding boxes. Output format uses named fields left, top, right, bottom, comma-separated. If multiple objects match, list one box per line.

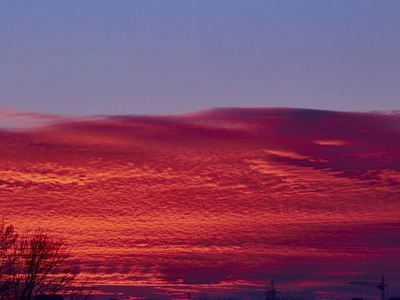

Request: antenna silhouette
left=350, top=275, right=388, bottom=300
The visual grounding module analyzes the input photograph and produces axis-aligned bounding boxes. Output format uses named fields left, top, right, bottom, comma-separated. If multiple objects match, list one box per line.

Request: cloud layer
left=1, top=107, right=399, bottom=299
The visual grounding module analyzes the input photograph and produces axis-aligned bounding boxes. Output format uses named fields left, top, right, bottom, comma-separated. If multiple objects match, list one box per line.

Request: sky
left=1, top=0, right=400, bottom=116
left=1, top=3, right=400, bottom=298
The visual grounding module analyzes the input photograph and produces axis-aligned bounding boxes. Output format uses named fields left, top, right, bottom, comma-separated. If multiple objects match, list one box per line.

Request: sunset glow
left=1, top=107, right=399, bottom=299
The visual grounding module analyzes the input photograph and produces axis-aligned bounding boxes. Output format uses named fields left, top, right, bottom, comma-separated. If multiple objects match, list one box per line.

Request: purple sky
left=1, top=0, right=400, bottom=116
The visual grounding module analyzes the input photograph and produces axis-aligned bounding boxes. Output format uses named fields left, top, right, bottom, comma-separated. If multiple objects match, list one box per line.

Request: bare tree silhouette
left=1, top=222, right=91, bottom=300
left=0, top=221, right=18, bottom=298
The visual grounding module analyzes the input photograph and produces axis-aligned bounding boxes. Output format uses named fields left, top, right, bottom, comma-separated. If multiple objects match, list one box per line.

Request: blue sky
left=1, top=0, right=400, bottom=116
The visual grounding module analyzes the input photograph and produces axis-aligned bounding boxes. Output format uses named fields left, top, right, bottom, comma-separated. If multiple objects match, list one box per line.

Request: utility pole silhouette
left=265, top=280, right=280, bottom=300
left=350, top=275, right=388, bottom=300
